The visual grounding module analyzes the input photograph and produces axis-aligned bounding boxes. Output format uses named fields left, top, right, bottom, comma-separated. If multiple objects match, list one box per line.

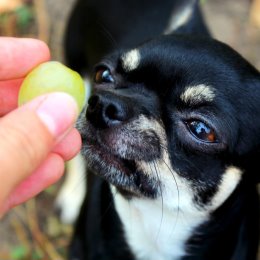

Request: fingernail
left=33, top=93, right=78, bottom=138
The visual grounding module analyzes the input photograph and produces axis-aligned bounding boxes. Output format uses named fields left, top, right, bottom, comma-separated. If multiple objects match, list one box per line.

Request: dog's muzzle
left=79, top=88, right=163, bottom=197
left=84, top=89, right=162, bottom=162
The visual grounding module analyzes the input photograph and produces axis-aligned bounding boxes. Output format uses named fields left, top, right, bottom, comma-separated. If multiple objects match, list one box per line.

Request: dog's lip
left=81, top=124, right=159, bottom=198
left=84, top=134, right=134, bottom=175
left=84, top=136, right=159, bottom=198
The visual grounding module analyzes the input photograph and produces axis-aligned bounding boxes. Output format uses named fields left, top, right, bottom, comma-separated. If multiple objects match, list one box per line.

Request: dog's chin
left=81, top=123, right=160, bottom=198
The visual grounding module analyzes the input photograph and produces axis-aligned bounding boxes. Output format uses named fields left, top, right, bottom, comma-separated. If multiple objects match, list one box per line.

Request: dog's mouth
left=80, top=120, right=162, bottom=198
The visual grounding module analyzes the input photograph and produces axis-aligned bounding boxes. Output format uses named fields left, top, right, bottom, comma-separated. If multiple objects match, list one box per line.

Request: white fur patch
left=112, top=164, right=242, bottom=260
left=208, top=166, right=243, bottom=211
left=55, top=153, right=86, bottom=224
left=121, top=49, right=141, bottom=72
left=164, top=0, right=195, bottom=34
left=180, top=84, right=215, bottom=105
left=112, top=188, right=207, bottom=260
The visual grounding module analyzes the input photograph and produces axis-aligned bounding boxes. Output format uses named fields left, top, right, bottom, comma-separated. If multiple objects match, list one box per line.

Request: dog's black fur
left=65, top=1, right=260, bottom=259
left=64, top=0, right=209, bottom=74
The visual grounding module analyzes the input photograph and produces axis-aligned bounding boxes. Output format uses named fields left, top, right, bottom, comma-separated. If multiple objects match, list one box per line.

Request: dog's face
left=78, top=34, right=260, bottom=212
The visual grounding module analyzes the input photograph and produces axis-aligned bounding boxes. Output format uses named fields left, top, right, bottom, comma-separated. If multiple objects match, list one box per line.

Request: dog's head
left=78, top=34, right=260, bottom=212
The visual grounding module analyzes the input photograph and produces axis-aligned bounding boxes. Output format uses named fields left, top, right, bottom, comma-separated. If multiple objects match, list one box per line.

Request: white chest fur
left=111, top=165, right=242, bottom=260
left=112, top=188, right=207, bottom=260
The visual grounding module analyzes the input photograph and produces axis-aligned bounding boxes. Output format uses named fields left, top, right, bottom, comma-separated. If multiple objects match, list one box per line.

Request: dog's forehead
left=116, top=35, right=259, bottom=106
left=118, top=38, right=218, bottom=91
left=118, top=35, right=248, bottom=82
left=119, top=36, right=205, bottom=71
left=118, top=40, right=221, bottom=105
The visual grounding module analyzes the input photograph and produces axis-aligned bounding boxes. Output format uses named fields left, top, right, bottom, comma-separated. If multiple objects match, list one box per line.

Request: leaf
left=11, top=245, right=27, bottom=260
left=15, top=5, right=33, bottom=28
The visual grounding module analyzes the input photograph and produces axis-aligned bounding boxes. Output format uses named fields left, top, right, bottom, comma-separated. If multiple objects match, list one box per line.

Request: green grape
left=18, top=61, right=86, bottom=114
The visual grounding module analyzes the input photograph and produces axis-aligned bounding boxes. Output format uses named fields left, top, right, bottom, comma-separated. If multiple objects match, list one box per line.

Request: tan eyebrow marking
left=121, top=49, right=141, bottom=72
left=180, top=84, right=215, bottom=105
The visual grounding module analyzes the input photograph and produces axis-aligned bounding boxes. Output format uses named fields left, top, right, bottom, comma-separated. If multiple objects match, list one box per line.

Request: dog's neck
left=110, top=155, right=242, bottom=260
left=112, top=186, right=207, bottom=260
left=111, top=180, right=259, bottom=260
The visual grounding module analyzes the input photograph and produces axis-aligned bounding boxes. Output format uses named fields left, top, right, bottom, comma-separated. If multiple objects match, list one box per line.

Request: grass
left=0, top=184, right=73, bottom=260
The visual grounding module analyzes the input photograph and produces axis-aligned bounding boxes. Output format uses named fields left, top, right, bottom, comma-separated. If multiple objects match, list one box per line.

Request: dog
left=61, top=0, right=260, bottom=259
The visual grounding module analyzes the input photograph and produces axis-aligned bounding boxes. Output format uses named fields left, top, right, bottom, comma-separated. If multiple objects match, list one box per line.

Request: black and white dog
left=62, top=0, right=260, bottom=259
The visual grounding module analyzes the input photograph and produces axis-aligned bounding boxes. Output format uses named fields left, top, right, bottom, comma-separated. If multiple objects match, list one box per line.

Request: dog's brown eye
left=186, top=120, right=217, bottom=143
left=94, top=68, right=114, bottom=83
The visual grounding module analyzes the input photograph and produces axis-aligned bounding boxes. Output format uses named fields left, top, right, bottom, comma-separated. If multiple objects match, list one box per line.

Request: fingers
left=0, top=37, right=50, bottom=80
left=0, top=129, right=82, bottom=214
left=0, top=78, right=23, bottom=116
left=1, top=153, right=65, bottom=213
left=53, top=128, right=82, bottom=161
left=0, top=38, right=82, bottom=216
left=0, top=92, right=79, bottom=210
left=0, top=37, right=51, bottom=116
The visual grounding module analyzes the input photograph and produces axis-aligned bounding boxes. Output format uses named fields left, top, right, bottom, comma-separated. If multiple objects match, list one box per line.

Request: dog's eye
left=94, top=68, right=114, bottom=83
left=186, top=120, right=217, bottom=143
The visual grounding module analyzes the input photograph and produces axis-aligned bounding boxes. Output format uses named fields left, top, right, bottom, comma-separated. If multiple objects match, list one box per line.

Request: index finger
left=0, top=37, right=50, bottom=80
left=0, top=78, right=23, bottom=116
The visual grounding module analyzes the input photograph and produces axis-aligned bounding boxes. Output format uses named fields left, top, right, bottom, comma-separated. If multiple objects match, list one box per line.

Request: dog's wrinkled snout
left=86, top=91, right=133, bottom=129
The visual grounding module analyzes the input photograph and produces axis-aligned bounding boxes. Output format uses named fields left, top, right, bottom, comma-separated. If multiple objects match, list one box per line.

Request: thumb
left=0, top=92, right=78, bottom=207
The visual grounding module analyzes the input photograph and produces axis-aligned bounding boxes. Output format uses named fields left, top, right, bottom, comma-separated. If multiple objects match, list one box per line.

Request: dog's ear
left=164, top=0, right=210, bottom=37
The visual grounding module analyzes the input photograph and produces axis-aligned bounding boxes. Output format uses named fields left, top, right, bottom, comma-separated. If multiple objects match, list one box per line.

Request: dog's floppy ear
left=164, top=0, right=210, bottom=37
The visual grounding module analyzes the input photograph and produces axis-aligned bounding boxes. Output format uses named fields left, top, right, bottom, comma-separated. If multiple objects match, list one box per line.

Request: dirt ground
left=0, top=0, right=260, bottom=259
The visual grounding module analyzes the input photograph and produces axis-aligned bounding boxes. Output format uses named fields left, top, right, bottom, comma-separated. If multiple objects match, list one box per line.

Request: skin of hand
left=0, top=37, right=82, bottom=216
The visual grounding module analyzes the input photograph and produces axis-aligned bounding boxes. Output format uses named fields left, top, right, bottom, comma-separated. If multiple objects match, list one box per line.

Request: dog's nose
left=86, top=91, right=132, bottom=128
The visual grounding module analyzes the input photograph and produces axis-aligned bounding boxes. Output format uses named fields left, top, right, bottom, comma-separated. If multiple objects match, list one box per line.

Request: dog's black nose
left=86, top=91, right=132, bottom=128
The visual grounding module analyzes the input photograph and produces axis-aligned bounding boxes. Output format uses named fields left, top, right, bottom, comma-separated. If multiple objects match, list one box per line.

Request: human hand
left=0, top=37, right=82, bottom=216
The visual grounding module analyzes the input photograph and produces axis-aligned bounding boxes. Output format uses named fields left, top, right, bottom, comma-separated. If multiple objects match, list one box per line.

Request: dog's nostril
left=105, top=104, right=123, bottom=122
left=88, top=95, right=100, bottom=112
left=86, top=92, right=133, bottom=129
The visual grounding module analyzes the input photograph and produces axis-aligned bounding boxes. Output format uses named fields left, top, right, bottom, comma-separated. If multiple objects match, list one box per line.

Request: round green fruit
left=18, top=61, right=86, bottom=114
